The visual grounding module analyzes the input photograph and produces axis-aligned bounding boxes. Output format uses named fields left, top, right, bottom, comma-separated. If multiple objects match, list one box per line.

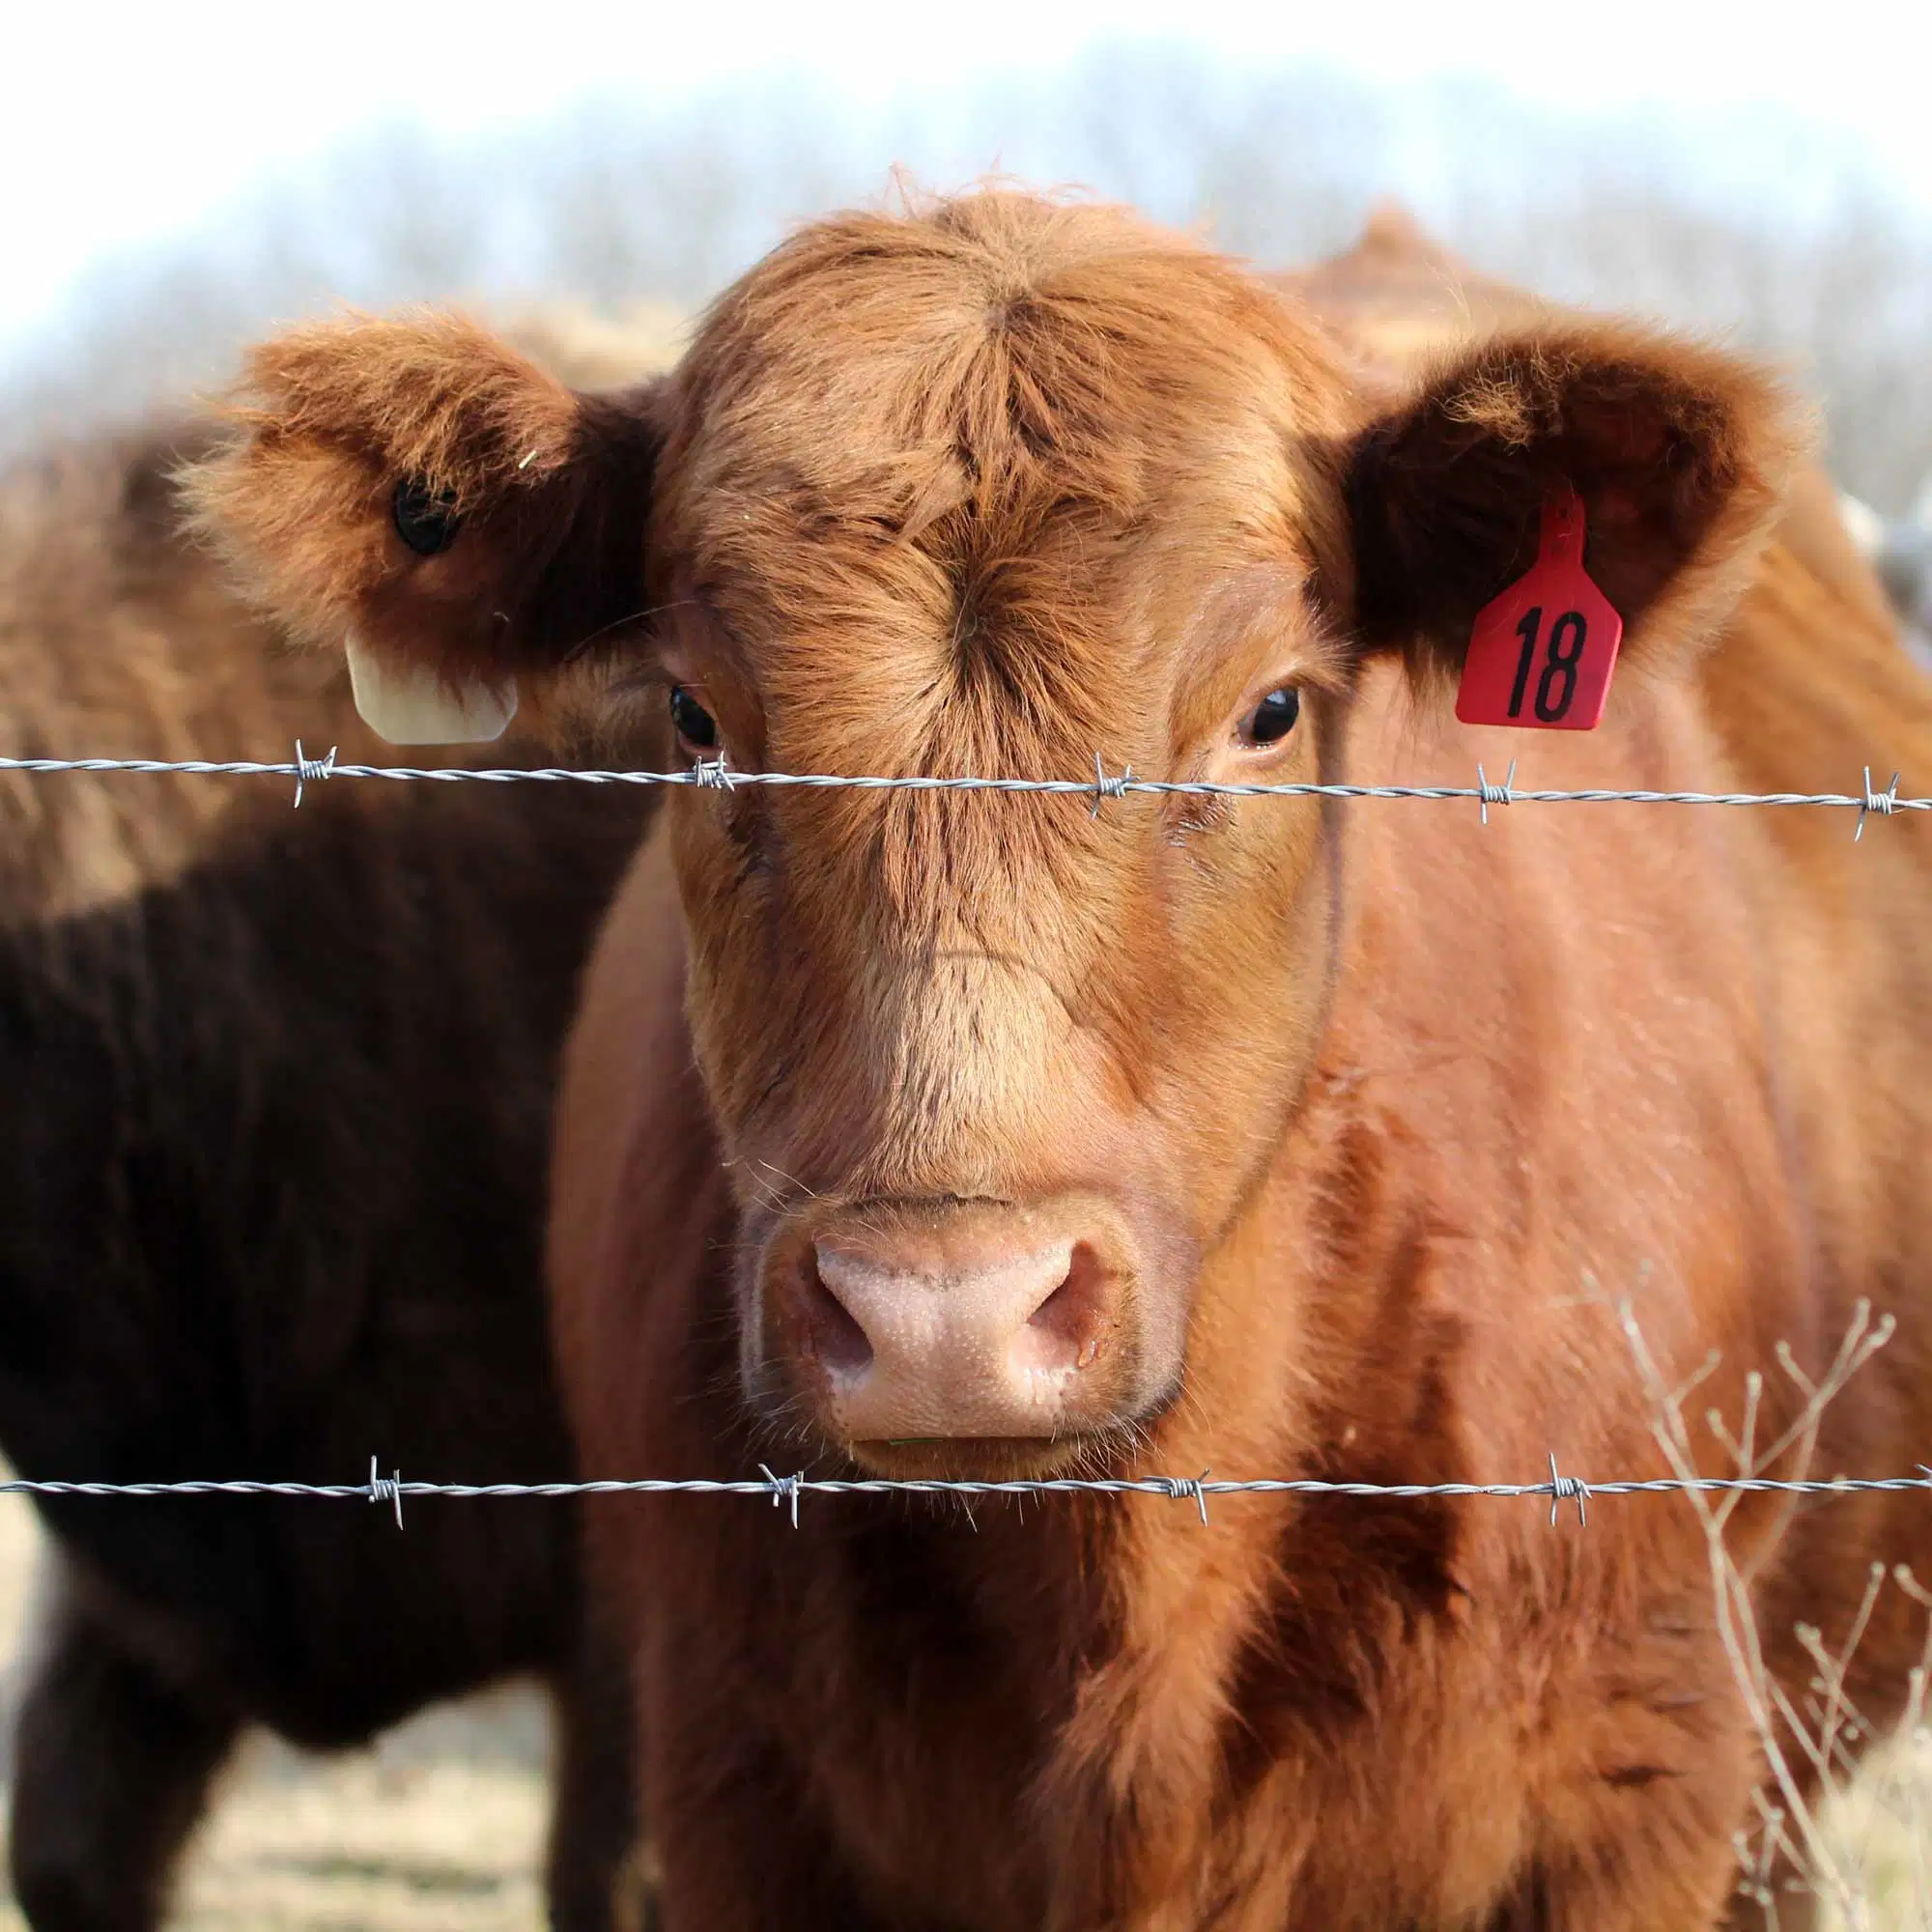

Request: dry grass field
left=0, top=1474, right=1924, bottom=1928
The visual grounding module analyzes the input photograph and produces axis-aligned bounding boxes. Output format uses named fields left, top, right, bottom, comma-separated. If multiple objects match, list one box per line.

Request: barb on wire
left=1857, top=766, right=1901, bottom=841
left=759, top=1463, right=804, bottom=1528
left=1161, top=1470, right=1213, bottom=1523
left=292, top=740, right=336, bottom=808
left=1090, top=753, right=1134, bottom=818
left=1548, top=1451, right=1590, bottom=1527
left=0, top=752, right=1925, bottom=819
left=1476, top=758, right=1518, bottom=826
left=368, top=1456, right=405, bottom=1529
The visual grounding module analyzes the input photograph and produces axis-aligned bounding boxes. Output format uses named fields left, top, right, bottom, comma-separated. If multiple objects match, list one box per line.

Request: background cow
left=191, top=194, right=1932, bottom=1928
left=1836, top=489, right=1932, bottom=667
left=0, top=309, right=670, bottom=1931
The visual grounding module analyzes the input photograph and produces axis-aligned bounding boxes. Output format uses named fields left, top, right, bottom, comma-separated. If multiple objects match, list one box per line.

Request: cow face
left=191, top=193, right=1798, bottom=1478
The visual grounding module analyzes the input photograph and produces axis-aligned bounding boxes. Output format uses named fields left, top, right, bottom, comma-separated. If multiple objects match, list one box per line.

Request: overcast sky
left=4, top=0, right=1929, bottom=355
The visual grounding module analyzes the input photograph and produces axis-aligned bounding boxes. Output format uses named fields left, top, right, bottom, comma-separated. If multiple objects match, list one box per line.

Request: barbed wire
left=1, top=752, right=1921, bottom=1526
left=6, top=1457, right=1931, bottom=1528
left=0, top=748, right=1922, bottom=834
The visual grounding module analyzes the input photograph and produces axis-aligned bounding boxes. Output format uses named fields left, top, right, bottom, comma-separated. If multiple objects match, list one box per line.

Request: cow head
left=191, top=193, right=1800, bottom=1478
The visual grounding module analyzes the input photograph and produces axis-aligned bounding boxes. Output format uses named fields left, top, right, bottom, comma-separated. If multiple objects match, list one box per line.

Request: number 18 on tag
left=1455, top=487, right=1624, bottom=731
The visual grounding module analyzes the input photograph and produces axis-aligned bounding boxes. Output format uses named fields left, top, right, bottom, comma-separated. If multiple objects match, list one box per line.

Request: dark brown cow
left=193, top=192, right=1932, bottom=1929
left=0, top=373, right=662, bottom=1930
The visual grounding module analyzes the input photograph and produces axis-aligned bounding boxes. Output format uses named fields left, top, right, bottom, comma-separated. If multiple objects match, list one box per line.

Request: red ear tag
left=1455, top=487, right=1624, bottom=730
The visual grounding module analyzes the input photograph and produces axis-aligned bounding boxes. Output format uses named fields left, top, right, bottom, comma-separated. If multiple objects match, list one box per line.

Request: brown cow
left=191, top=191, right=1932, bottom=1929
left=0, top=306, right=671, bottom=1931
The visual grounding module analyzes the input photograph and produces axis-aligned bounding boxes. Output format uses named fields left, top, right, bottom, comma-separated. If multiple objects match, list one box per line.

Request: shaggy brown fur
left=194, top=311, right=664, bottom=699
left=192, top=191, right=1932, bottom=1929
left=0, top=361, right=664, bottom=1927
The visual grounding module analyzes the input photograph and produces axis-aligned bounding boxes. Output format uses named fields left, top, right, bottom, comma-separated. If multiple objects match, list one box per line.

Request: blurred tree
left=3, top=45, right=1926, bottom=508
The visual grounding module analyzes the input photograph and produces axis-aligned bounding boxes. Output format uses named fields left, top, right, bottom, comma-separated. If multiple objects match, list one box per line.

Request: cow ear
left=182, top=310, right=664, bottom=744
left=1343, top=319, right=1806, bottom=691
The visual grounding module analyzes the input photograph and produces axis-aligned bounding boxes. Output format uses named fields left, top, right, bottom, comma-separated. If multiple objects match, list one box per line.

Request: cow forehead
left=682, top=524, right=1312, bottom=796
left=650, top=200, right=1360, bottom=812
left=656, top=200, right=1354, bottom=621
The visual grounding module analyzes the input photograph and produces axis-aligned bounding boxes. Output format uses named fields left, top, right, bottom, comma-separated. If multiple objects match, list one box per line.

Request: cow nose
left=801, top=1230, right=1120, bottom=1440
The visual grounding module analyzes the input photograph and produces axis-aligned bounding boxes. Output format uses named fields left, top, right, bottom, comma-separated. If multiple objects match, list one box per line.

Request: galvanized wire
left=5, top=1460, right=1930, bottom=1528
left=0, top=748, right=1922, bottom=834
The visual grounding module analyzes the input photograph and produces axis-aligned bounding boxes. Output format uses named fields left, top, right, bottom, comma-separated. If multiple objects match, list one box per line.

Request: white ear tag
left=345, top=633, right=518, bottom=746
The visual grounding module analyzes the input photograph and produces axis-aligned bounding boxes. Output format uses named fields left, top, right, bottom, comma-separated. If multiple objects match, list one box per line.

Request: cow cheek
left=668, top=824, right=788, bottom=1148
left=1152, top=821, right=1336, bottom=1229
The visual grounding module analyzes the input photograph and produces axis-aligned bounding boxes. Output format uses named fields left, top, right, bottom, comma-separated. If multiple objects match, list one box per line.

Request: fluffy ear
left=1344, top=318, right=1808, bottom=688
left=182, top=310, right=663, bottom=741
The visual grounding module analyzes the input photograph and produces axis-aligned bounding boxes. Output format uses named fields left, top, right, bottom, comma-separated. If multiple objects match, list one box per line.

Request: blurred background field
left=5, top=11, right=1932, bottom=518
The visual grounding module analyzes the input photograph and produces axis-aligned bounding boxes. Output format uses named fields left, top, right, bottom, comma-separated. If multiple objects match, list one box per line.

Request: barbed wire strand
left=0, top=749, right=1925, bottom=829
left=5, top=1463, right=1931, bottom=1532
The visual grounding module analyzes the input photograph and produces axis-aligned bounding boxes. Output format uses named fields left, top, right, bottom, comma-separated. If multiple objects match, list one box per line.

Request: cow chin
left=830, top=1427, right=1175, bottom=1485
left=740, top=1193, right=1191, bottom=1481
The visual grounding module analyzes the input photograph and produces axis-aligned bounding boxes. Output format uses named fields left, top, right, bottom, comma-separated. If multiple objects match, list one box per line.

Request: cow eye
left=669, top=685, right=720, bottom=752
left=392, top=478, right=461, bottom=555
left=1237, top=687, right=1299, bottom=747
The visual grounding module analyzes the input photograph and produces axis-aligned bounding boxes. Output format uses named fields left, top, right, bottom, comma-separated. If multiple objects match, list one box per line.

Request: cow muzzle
left=755, top=1197, right=1159, bottom=1463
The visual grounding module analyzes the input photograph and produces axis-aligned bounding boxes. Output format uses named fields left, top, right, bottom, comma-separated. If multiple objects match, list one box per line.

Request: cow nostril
left=800, top=1254, right=875, bottom=1376
left=1025, top=1243, right=1112, bottom=1371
